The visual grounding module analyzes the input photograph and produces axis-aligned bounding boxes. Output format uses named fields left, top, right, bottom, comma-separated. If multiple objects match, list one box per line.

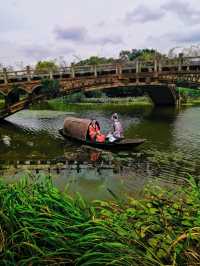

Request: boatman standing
left=107, top=113, right=124, bottom=142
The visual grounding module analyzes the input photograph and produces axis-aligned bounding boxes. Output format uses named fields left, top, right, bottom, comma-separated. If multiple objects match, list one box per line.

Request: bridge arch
left=31, top=85, right=43, bottom=95
left=84, top=84, right=177, bottom=106
left=6, top=86, right=30, bottom=106
left=7, top=86, right=31, bottom=95
left=144, top=85, right=177, bottom=106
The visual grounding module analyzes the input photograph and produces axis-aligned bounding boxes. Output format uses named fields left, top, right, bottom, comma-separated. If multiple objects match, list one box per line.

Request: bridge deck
left=0, top=57, right=200, bottom=117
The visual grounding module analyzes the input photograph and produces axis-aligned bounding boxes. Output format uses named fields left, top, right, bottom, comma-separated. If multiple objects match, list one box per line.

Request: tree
left=119, top=49, right=139, bottom=61
left=41, top=79, right=60, bottom=97
left=74, top=56, right=116, bottom=66
left=57, top=56, right=68, bottom=70
left=35, top=60, right=59, bottom=73
left=119, top=49, right=164, bottom=62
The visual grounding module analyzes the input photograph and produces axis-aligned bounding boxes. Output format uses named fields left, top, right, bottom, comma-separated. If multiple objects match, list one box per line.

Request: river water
left=0, top=103, right=200, bottom=200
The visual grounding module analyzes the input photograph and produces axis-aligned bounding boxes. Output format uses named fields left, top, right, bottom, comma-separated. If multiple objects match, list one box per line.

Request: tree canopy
left=73, top=56, right=116, bottom=66
left=34, top=49, right=167, bottom=72
left=74, top=49, right=166, bottom=66
left=119, top=49, right=164, bottom=61
left=35, top=60, right=59, bottom=73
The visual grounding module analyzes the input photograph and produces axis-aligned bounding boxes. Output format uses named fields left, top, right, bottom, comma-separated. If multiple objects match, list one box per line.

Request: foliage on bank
left=177, top=87, right=200, bottom=105
left=0, top=175, right=200, bottom=265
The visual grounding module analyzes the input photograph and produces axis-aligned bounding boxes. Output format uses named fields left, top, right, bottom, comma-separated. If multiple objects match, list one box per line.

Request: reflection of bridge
left=1, top=56, right=200, bottom=119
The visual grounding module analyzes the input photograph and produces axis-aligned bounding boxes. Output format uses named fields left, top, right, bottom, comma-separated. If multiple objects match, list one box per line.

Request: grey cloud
left=54, top=26, right=123, bottom=46
left=96, top=21, right=107, bottom=28
left=146, top=29, right=200, bottom=49
left=0, top=1, right=28, bottom=32
left=125, top=5, right=164, bottom=23
left=0, top=11, right=22, bottom=32
left=93, top=35, right=123, bottom=45
left=22, top=46, right=52, bottom=60
left=54, top=26, right=87, bottom=42
left=58, top=46, right=75, bottom=54
left=162, top=0, right=200, bottom=25
left=21, top=45, right=74, bottom=60
left=124, top=1, right=200, bottom=26
left=171, top=30, right=200, bottom=43
left=11, top=1, right=18, bottom=7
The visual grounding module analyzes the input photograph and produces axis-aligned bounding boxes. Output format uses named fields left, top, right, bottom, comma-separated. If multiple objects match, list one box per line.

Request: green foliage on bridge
left=41, top=79, right=60, bottom=97
left=35, top=60, right=59, bottom=73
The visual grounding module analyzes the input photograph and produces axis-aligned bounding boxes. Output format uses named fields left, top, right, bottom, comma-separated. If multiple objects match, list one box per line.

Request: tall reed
left=0, top=175, right=200, bottom=265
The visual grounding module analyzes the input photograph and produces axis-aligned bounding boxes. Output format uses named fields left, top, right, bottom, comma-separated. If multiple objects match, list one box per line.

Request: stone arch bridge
left=0, top=56, right=200, bottom=119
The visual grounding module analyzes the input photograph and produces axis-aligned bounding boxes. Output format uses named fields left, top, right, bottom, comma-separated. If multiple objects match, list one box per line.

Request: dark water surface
left=0, top=104, right=200, bottom=200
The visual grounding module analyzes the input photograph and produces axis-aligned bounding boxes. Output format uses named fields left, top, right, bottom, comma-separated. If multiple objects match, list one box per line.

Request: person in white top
left=107, top=113, right=124, bottom=142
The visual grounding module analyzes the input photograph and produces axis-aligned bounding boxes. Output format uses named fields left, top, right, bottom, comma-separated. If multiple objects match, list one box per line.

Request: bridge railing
left=1, top=56, right=200, bottom=85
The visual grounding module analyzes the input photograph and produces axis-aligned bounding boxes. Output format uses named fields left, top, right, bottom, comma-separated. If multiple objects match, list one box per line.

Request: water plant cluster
left=0, top=175, right=200, bottom=265
left=81, top=96, right=151, bottom=105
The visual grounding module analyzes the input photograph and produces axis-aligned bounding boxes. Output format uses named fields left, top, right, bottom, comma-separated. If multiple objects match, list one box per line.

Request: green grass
left=0, top=99, right=5, bottom=109
left=46, top=98, right=152, bottom=113
left=182, top=98, right=200, bottom=106
left=0, top=175, right=200, bottom=265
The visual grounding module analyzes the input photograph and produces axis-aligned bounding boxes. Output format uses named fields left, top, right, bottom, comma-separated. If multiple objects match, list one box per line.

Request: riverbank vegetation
left=46, top=97, right=152, bottom=113
left=81, top=96, right=151, bottom=105
left=0, top=98, right=4, bottom=109
left=44, top=91, right=152, bottom=112
left=53, top=93, right=151, bottom=104
left=177, top=87, right=200, bottom=105
left=0, top=175, right=200, bottom=265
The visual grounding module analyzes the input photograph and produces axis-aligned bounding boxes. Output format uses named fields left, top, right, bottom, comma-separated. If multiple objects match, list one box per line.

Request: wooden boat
left=59, top=117, right=145, bottom=150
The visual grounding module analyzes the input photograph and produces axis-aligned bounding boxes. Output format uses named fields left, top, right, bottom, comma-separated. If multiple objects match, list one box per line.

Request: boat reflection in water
left=0, top=147, right=152, bottom=201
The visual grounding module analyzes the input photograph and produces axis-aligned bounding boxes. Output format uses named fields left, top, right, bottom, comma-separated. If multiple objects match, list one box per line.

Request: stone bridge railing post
left=154, top=60, right=157, bottom=72
left=158, top=60, right=162, bottom=72
left=3, top=68, right=8, bottom=84
left=94, top=65, right=97, bottom=77
left=136, top=60, right=140, bottom=84
left=49, top=71, right=53, bottom=80
left=26, top=66, right=31, bottom=81
left=178, top=58, right=182, bottom=72
left=71, top=67, right=75, bottom=78
left=178, top=53, right=183, bottom=71
left=116, top=64, right=122, bottom=75
left=136, top=60, right=140, bottom=73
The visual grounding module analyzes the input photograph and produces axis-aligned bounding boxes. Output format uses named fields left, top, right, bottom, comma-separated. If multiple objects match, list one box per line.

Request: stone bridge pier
left=144, top=84, right=177, bottom=106
left=102, top=84, right=178, bottom=106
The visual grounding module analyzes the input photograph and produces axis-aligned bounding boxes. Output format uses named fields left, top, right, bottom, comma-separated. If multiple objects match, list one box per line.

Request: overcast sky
left=1, top=0, right=200, bottom=67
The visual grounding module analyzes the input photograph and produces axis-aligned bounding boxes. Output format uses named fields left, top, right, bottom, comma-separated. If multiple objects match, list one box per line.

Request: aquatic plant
left=0, top=175, right=200, bottom=265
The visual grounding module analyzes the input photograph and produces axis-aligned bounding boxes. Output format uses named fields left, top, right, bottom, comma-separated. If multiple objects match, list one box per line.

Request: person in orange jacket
left=88, top=120, right=105, bottom=143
